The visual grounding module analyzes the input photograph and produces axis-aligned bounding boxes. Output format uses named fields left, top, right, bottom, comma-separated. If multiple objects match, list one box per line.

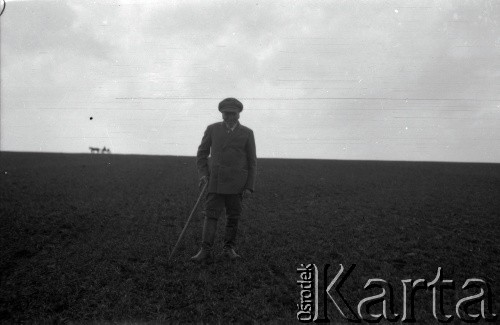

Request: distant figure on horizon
left=191, top=97, right=257, bottom=263
left=99, top=146, right=111, bottom=154
left=89, top=147, right=100, bottom=154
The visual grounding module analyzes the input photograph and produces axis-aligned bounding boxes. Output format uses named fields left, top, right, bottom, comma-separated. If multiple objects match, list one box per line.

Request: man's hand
left=242, top=189, right=252, bottom=199
left=199, top=176, right=209, bottom=189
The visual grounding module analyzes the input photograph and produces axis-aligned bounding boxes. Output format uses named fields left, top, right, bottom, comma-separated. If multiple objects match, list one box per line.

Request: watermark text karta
left=297, top=264, right=497, bottom=323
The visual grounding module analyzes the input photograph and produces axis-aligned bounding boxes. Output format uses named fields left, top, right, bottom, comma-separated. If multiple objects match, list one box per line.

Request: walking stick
left=168, top=181, right=208, bottom=261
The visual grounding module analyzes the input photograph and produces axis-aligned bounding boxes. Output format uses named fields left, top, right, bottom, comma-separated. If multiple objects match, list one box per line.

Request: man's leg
left=191, top=193, right=224, bottom=263
left=222, top=193, right=243, bottom=259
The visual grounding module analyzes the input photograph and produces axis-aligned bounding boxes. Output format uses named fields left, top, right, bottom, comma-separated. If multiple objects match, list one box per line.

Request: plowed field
left=1, top=152, right=499, bottom=323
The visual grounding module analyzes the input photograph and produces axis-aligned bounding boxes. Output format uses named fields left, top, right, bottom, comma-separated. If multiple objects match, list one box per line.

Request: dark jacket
left=197, top=121, right=257, bottom=194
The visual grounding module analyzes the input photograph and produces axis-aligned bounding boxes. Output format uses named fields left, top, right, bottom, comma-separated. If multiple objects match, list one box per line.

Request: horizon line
left=1, top=150, right=499, bottom=165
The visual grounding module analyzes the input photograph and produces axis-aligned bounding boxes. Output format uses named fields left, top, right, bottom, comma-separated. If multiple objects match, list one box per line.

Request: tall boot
left=190, top=214, right=218, bottom=263
left=222, top=218, right=241, bottom=260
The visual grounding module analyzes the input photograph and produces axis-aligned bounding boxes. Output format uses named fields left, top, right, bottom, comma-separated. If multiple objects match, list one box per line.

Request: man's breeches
left=204, top=193, right=243, bottom=248
left=205, top=193, right=243, bottom=226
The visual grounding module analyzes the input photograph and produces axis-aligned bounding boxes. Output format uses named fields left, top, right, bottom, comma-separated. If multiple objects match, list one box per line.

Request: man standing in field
left=192, top=97, right=257, bottom=263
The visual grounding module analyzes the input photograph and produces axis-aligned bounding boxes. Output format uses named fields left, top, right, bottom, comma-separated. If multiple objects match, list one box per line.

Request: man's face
left=222, top=111, right=240, bottom=126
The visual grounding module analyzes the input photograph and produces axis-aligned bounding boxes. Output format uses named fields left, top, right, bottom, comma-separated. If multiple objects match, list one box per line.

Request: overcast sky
left=1, top=0, right=499, bottom=162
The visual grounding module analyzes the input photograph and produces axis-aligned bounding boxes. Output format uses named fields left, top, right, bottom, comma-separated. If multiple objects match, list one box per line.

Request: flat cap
left=218, top=97, right=243, bottom=113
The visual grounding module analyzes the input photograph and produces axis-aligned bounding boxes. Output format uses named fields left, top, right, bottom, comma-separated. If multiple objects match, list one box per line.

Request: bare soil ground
left=1, top=152, right=499, bottom=323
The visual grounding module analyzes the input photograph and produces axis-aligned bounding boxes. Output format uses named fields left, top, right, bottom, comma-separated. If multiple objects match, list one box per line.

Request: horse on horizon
left=89, top=147, right=100, bottom=154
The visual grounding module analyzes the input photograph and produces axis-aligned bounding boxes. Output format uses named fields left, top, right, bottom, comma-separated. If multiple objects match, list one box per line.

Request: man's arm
left=197, top=125, right=212, bottom=179
left=244, top=130, right=257, bottom=192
